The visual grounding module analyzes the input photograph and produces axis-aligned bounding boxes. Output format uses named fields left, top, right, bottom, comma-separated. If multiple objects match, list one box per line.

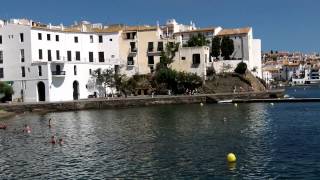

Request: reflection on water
left=1, top=100, right=320, bottom=178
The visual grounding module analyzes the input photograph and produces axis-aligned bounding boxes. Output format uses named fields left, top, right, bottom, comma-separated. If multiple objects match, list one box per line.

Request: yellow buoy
left=234, top=103, right=238, bottom=107
left=227, top=153, right=237, bottom=163
left=200, top=102, right=204, bottom=106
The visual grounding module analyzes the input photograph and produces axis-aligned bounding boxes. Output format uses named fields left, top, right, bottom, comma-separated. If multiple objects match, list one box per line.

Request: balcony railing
left=52, top=71, right=66, bottom=76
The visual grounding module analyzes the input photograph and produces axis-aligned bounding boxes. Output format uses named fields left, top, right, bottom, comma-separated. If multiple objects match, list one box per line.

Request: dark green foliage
left=221, top=36, right=234, bottom=60
left=114, top=74, right=134, bottom=97
left=234, top=62, right=247, bottom=74
left=0, top=82, right=13, bottom=102
left=159, top=42, right=180, bottom=68
left=211, top=36, right=221, bottom=59
left=186, top=33, right=210, bottom=47
left=92, top=68, right=115, bottom=97
left=154, top=68, right=202, bottom=94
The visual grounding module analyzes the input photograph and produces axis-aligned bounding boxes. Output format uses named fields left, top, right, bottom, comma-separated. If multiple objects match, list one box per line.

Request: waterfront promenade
left=0, top=90, right=284, bottom=114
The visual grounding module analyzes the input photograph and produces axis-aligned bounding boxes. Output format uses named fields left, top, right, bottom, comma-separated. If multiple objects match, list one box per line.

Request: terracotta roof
left=32, top=24, right=158, bottom=33
left=173, top=27, right=216, bottom=35
left=263, top=66, right=280, bottom=72
left=217, top=27, right=251, bottom=36
left=122, top=26, right=157, bottom=32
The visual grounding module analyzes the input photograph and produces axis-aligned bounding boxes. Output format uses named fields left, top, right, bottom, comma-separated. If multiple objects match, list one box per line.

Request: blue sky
left=0, top=0, right=319, bottom=52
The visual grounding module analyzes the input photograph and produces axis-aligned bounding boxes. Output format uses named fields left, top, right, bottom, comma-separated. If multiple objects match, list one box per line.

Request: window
left=74, top=65, right=77, bottom=75
left=76, top=51, right=80, bottom=61
left=130, top=42, right=136, bottom=52
left=90, top=35, right=93, bottom=43
left=98, top=52, right=104, bottom=62
left=148, top=56, right=154, bottom=65
left=74, top=36, right=78, bottom=43
left=99, top=35, right=103, bottom=43
left=47, top=34, right=51, bottom=41
left=20, top=33, right=24, bottom=42
left=127, top=57, right=134, bottom=65
left=48, top=50, right=52, bottom=61
left=67, top=51, right=72, bottom=61
left=38, top=66, right=42, bottom=76
left=89, top=52, right=94, bottom=62
left=0, top=35, right=2, bottom=44
left=21, top=66, right=25, bottom=77
left=157, top=42, right=164, bottom=51
left=192, top=54, right=201, bottom=65
left=181, top=56, right=186, bottom=60
left=20, top=49, right=25, bottom=62
left=0, top=68, right=3, bottom=78
left=56, top=50, right=60, bottom=60
left=39, top=49, right=43, bottom=60
left=148, top=42, right=154, bottom=52
left=125, top=32, right=136, bottom=39
left=56, top=65, right=61, bottom=73
left=89, top=69, right=92, bottom=75
left=38, top=33, right=42, bottom=40
left=56, top=35, right=59, bottom=42
left=0, top=51, right=3, bottom=64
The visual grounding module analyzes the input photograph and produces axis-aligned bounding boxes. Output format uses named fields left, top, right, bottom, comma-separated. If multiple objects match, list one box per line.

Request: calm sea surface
left=1, top=86, right=320, bottom=179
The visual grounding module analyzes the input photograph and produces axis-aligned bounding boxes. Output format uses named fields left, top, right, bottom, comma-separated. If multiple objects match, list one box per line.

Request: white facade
left=173, top=26, right=262, bottom=78
left=0, top=19, right=121, bottom=102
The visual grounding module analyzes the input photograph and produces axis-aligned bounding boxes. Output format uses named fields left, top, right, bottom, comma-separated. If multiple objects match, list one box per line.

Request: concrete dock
left=0, top=90, right=287, bottom=114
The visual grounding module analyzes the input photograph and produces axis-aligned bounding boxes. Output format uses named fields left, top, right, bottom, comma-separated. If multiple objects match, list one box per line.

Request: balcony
left=52, top=71, right=66, bottom=77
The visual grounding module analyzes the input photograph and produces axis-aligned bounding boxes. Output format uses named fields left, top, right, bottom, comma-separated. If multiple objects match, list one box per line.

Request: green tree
left=0, top=82, right=13, bottom=102
left=211, top=36, right=221, bottom=59
left=114, top=74, right=137, bottom=97
left=154, top=68, right=178, bottom=91
left=177, top=72, right=202, bottom=92
left=234, top=62, right=247, bottom=74
left=158, top=42, right=180, bottom=69
left=221, top=36, right=234, bottom=60
left=92, top=68, right=115, bottom=97
left=186, top=33, right=210, bottom=47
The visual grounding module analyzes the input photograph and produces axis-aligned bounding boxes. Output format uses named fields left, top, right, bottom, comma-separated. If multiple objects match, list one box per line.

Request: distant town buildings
left=0, top=18, right=262, bottom=102
left=262, top=51, right=320, bottom=85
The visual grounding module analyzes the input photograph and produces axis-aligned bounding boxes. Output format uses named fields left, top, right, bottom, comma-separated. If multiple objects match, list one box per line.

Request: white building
left=0, top=19, right=121, bottom=102
left=174, top=26, right=262, bottom=78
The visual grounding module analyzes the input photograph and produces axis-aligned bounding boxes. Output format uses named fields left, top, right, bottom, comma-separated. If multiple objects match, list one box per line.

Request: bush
left=154, top=68, right=202, bottom=94
left=234, top=62, right=247, bottom=74
left=0, top=82, right=13, bottom=102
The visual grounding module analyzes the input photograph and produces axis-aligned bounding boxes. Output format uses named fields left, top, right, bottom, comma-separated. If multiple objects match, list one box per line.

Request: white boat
left=218, top=100, right=233, bottom=103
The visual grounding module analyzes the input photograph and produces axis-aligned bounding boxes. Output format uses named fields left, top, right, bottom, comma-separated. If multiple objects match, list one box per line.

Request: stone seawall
left=0, top=90, right=284, bottom=114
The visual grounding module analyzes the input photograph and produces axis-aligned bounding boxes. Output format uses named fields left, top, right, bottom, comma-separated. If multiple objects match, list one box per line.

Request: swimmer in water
left=50, top=136, right=56, bottom=144
left=58, top=138, right=64, bottom=145
left=23, top=124, right=31, bottom=133
left=48, top=118, right=52, bottom=128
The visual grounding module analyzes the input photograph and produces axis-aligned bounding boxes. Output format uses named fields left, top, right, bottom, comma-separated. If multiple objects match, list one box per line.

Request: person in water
left=58, top=138, right=64, bottom=145
left=48, top=118, right=52, bottom=128
left=23, top=124, right=31, bottom=133
left=50, top=136, right=56, bottom=144
left=0, top=124, right=7, bottom=130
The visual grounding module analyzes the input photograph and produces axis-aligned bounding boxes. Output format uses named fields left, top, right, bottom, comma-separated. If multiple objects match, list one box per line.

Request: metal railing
left=52, top=71, right=66, bottom=75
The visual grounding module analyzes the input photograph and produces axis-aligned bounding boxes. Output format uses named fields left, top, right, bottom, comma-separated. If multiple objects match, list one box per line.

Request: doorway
left=73, top=81, right=79, bottom=100
left=37, top=81, right=46, bottom=101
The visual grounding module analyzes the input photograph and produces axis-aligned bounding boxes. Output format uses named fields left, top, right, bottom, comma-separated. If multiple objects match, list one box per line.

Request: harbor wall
left=0, top=90, right=284, bottom=113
